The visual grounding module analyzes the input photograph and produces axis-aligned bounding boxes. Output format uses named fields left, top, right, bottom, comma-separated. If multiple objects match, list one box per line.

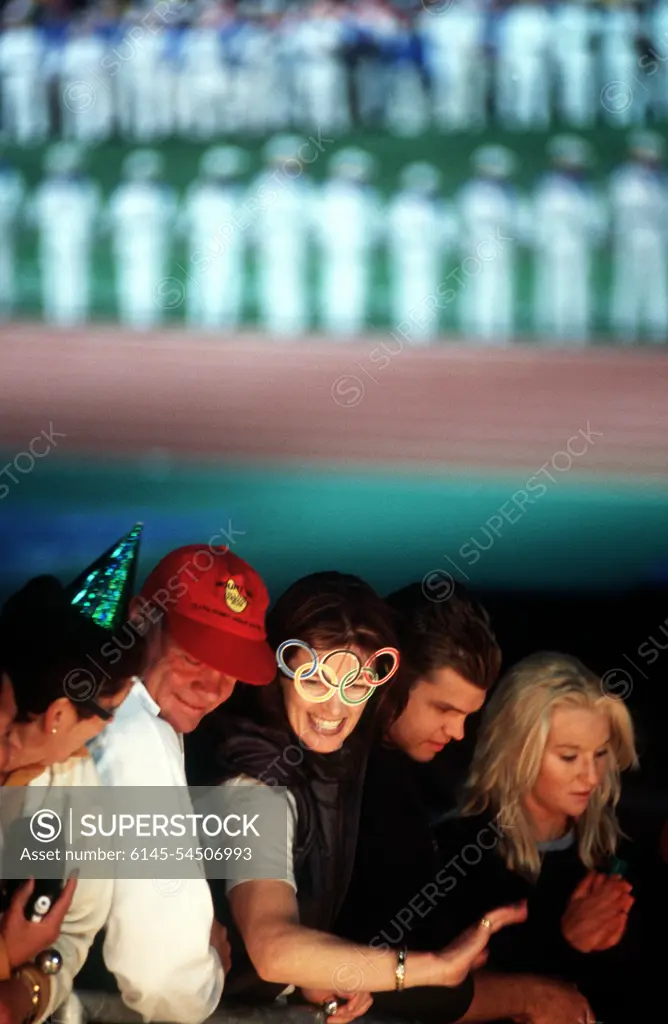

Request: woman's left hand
left=301, top=989, right=373, bottom=1022
left=561, top=871, right=634, bottom=952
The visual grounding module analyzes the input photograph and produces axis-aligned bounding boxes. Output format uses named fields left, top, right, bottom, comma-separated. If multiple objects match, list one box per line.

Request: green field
left=5, top=126, right=664, bottom=337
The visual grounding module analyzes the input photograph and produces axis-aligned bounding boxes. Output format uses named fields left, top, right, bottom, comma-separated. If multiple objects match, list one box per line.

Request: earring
left=51, top=727, right=57, bottom=735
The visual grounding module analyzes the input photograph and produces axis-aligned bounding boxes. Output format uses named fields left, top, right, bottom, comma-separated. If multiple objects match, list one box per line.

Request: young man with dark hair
left=334, top=581, right=595, bottom=1024
left=382, top=580, right=500, bottom=764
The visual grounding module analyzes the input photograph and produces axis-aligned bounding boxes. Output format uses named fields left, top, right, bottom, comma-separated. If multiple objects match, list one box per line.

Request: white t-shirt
left=222, top=775, right=298, bottom=892
left=221, top=776, right=299, bottom=1000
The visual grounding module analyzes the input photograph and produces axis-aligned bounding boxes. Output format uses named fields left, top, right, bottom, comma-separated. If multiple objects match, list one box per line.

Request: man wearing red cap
left=89, top=543, right=275, bottom=1024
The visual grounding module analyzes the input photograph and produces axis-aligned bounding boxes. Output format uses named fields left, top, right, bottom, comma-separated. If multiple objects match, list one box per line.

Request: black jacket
left=435, top=812, right=654, bottom=1024
left=334, top=745, right=474, bottom=1023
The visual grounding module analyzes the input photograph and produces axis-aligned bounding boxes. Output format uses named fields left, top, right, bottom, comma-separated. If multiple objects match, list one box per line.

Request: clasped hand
left=561, top=870, right=634, bottom=953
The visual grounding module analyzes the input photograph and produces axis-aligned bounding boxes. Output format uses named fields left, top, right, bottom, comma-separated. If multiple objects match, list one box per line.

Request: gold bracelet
left=395, top=945, right=407, bottom=991
left=12, top=965, right=44, bottom=1024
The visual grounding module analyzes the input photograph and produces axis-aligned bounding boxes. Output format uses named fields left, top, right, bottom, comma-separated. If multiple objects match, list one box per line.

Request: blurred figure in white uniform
left=386, top=162, right=452, bottom=343
left=552, top=0, right=597, bottom=127
left=234, top=11, right=283, bottom=134
left=609, top=132, right=668, bottom=343
left=177, top=9, right=227, bottom=140
left=59, top=16, right=114, bottom=143
left=121, top=12, right=172, bottom=141
left=108, top=150, right=176, bottom=329
left=532, top=135, right=606, bottom=344
left=384, top=15, right=430, bottom=136
left=600, top=0, right=644, bottom=127
left=0, top=6, right=48, bottom=143
left=252, top=134, right=314, bottom=336
left=31, top=143, right=101, bottom=327
left=292, top=0, right=348, bottom=134
left=0, top=147, right=25, bottom=319
left=317, top=147, right=381, bottom=337
left=418, top=0, right=486, bottom=130
left=349, top=0, right=400, bottom=128
left=181, top=146, right=249, bottom=330
left=456, top=146, right=522, bottom=344
left=496, top=0, right=551, bottom=129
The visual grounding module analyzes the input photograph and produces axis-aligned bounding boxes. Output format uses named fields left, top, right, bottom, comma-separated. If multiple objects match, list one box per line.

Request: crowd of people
left=1, top=129, right=667, bottom=343
left=2, top=0, right=668, bottom=142
left=0, top=522, right=664, bottom=1024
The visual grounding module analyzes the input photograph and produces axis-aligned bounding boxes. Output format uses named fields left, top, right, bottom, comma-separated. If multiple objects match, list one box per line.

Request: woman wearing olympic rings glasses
left=210, top=572, right=527, bottom=1023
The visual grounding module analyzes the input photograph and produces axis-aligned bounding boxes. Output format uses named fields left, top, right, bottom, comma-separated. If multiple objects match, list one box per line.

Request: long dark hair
left=0, top=575, right=144, bottom=722
left=248, top=571, right=399, bottom=737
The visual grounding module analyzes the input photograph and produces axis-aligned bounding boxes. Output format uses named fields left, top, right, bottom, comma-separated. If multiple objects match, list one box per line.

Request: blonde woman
left=436, top=651, right=649, bottom=1024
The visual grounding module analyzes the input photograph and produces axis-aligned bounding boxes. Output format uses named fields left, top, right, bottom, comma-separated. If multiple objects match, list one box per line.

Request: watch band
left=395, top=945, right=407, bottom=991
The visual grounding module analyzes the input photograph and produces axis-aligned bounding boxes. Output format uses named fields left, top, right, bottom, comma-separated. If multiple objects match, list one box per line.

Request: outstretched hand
left=437, top=902, right=528, bottom=986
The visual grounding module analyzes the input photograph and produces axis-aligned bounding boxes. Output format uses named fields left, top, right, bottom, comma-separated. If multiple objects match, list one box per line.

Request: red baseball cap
left=139, top=545, right=275, bottom=685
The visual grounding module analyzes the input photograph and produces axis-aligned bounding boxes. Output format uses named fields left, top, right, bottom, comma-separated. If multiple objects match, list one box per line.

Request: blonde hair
left=462, top=651, right=638, bottom=880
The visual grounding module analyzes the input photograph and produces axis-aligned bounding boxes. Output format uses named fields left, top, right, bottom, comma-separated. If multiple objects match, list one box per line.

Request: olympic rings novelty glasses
left=276, top=640, right=400, bottom=706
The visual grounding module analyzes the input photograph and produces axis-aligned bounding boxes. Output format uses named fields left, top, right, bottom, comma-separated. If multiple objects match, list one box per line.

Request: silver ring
left=480, top=916, right=492, bottom=929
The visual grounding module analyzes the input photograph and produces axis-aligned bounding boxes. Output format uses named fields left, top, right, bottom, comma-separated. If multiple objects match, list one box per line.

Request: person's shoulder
left=213, top=709, right=303, bottom=789
left=91, top=680, right=182, bottom=779
left=366, top=742, right=406, bottom=769
left=435, top=809, right=500, bottom=850
left=223, top=773, right=268, bottom=789
left=104, top=680, right=163, bottom=731
left=364, top=744, right=416, bottom=790
left=54, top=752, right=101, bottom=786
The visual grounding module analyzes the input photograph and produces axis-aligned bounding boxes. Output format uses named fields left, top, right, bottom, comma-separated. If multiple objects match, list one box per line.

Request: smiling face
left=524, top=705, right=612, bottom=840
left=388, top=666, right=486, bottom=762
left=145, top=628, right=238, bottom=734
left=279, top=645, right=373, bottom=754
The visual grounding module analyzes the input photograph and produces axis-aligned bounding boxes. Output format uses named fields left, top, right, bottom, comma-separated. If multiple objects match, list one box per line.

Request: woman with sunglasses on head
left=210, top=572, right=527, bottom=1023
left=0, top=563, right=143, bottom=1024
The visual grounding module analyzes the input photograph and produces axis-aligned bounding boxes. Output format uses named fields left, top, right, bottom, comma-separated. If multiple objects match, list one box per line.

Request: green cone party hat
left=64, top=523, right=143, bottom=631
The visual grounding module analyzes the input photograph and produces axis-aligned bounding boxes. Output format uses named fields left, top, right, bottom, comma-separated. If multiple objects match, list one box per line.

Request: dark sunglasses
left=81, top=699, right=115, bottom=722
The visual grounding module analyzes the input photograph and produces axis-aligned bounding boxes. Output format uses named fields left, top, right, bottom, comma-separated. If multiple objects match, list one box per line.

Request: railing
left=56, top=994, right=323, bottom=1024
